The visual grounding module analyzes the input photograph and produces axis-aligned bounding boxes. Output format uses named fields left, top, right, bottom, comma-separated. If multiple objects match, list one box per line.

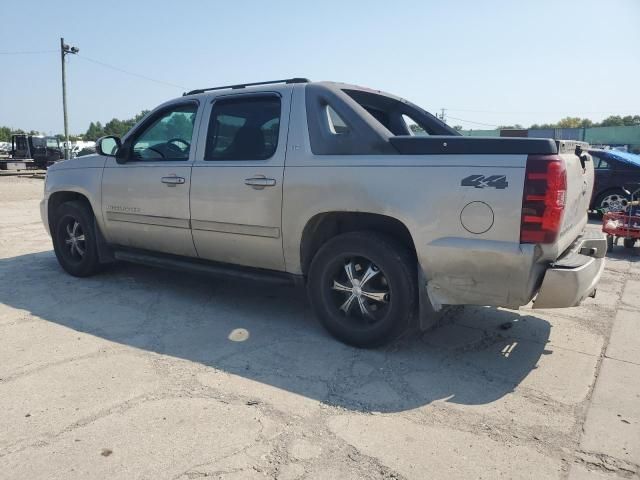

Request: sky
left=1, top=0, right=639, bottom=135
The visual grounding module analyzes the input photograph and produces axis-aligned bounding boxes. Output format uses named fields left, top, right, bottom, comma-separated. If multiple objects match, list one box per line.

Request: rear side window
left=342, top=88, right=456, bottom=136
left=15, top=136, right=27, bottom=150
left=326, top=106, right=350, bottom=134
left=205, top=96, right=281, bottom=161
left=402, top=114, right=429, bottom=136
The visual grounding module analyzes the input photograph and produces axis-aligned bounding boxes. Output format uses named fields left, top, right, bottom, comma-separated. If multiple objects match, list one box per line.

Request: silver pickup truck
left=41, top=78, right=606, bottom=347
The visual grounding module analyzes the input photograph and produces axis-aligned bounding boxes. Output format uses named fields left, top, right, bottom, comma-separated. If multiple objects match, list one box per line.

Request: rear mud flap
left=418, top=267, right=462, bottom=330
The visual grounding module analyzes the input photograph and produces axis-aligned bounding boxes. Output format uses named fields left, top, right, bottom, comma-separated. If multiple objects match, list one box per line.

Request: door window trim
left=204, top=92, right=282, bottom=162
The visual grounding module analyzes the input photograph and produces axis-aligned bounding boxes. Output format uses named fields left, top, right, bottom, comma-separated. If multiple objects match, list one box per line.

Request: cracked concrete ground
left=1, top=176, right=639, bottom=479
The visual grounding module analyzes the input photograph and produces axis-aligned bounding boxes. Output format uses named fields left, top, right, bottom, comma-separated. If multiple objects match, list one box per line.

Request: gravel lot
left=1, top=176, right=639, bottom=479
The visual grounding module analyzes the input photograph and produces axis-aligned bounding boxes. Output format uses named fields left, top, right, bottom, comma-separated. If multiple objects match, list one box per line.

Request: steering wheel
left=145, top=146, right=166, bottom=159
left=167, top=138, right=190, bottom=152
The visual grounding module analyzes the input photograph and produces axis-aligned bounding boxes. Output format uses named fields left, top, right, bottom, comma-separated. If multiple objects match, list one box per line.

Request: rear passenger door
left=190, top=91, right=290, bottom=271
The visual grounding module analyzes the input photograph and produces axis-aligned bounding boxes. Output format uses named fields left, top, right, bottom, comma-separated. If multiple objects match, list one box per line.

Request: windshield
left=46, top=137, right=59, bottom=148
left=31, top=137, right=45, bottom=148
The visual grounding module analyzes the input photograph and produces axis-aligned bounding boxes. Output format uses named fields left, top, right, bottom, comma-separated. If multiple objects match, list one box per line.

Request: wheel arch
left=299, top=211, right=417, bottom=276
left=48, top=189, right=114, bottom=263
left=47, top=191, right=93, bottom=233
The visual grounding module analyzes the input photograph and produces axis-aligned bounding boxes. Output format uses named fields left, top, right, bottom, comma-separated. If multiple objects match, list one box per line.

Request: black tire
left=595, top=188, right=630, bottom=215
left=307, top=231, right=416, bottom=348
left=52, top=201, right=101, bottom=277
left=623, top=238, right=636, bottom=249
left=606, top=235, right=615, bottom=253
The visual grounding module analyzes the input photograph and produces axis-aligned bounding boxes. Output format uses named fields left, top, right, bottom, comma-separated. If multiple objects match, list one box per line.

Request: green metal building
left=461, top=126, right=640, bottom=153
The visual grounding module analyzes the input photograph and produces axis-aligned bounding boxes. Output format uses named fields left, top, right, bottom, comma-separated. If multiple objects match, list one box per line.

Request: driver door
left=101, top=101, right=200, bottom=257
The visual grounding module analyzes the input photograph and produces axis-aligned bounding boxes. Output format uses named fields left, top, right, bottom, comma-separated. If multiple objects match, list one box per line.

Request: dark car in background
left=589, top=149, right=640, bottom=213
left=11, top=134, right=64, bottom=169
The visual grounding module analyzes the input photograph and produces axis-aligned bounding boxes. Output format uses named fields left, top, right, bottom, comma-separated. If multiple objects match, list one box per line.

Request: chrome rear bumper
left=533, top=230, right=607, bottom=309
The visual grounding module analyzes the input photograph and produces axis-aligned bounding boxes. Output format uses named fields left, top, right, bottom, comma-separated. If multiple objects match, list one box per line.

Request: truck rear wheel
left=307, top=232, right=416, bottom=348
left=52, top=201, right=101, bottom=277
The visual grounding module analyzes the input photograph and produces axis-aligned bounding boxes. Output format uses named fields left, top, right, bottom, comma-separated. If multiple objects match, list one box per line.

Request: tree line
left=0, top=110, right=150, bottom=143
left=0, top=126, right=42, bottom=142
left=500, top=115, right=640, bottom=131
left=84, top=111, right=150, bottom=141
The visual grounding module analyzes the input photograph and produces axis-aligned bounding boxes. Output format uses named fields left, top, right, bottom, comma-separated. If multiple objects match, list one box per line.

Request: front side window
left=205, top=96, right=281, bottom=161
left=131, top=104, right=197, bottom=161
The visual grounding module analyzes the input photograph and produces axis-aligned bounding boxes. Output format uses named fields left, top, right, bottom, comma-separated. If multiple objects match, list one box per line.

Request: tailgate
left=548, top=141, right=594, bottom=259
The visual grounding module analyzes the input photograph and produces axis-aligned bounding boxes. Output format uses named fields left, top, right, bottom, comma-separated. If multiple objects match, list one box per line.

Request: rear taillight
left=520, top=154, right=567, bottom=244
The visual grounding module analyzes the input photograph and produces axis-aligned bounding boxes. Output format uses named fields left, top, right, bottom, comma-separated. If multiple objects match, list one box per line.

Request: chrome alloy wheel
left=63, top=218, right=86, bottom=259
left=330, top=257, right=390, bottom=324
left=600, top=193, right=629, bottom=213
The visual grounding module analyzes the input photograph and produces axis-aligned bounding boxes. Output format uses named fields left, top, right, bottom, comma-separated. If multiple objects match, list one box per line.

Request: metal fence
left=461, top=125, right=640, bottom=149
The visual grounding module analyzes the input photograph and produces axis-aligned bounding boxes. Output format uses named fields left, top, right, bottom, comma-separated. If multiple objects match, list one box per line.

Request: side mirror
left=115, top=141, right=131, bottom=164
left=96, top=136, right=121, bottom=157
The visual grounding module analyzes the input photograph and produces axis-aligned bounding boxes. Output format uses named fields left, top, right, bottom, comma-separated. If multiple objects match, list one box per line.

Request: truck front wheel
left=52, top=201, right=101, bottom=277
left=307, top=232, right=416, bottom=348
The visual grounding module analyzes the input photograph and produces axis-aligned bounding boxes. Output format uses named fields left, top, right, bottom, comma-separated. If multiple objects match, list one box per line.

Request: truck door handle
left=245, top=176, right=276, bottom=189
left=161, top=176, right=185, bottom=186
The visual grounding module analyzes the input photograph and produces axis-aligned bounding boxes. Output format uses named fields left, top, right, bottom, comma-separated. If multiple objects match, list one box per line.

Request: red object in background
left=602, top=212, right=640, bottom=239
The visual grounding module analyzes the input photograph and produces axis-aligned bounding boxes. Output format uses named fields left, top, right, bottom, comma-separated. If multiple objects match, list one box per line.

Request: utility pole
left=439, top=108, right=447, bottom=124
left=60, top=38, right=79, bottom=160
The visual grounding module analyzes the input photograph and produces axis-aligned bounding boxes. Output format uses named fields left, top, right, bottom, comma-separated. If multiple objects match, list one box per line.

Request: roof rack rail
left=184, top=78, right=310, bottom=96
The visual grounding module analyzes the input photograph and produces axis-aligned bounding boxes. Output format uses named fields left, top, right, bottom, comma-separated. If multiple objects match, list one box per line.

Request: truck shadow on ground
left=0, top=251, right=556, bottom=413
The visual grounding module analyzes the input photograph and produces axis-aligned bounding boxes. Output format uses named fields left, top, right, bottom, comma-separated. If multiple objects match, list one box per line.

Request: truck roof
left=182, top=78, right=409, bottom=101
left=183, top=78, right=310, bottom=96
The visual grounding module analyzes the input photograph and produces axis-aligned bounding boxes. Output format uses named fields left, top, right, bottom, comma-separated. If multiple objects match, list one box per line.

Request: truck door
left=190, top=91, right=290, bottom=271
left=101, top=101, right=200, bottom=257
left=12, top=135, right=30, bottom=159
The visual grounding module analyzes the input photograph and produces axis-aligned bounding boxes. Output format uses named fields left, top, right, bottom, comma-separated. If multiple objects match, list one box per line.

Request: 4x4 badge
left=461, top=174, right=508, bottom=189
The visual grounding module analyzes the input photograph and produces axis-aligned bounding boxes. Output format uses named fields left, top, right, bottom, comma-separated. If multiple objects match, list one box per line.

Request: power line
left=1, top=48, right=186, bottom=90
left=446, top=115, right=500, bottom=128
left=445, top=110, right=639, bottom=129
left=446, top=107, right=638, bottom=115
left=75, top=54, right=186, bottom=90
left=0, top=50, right=57, bottom=55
